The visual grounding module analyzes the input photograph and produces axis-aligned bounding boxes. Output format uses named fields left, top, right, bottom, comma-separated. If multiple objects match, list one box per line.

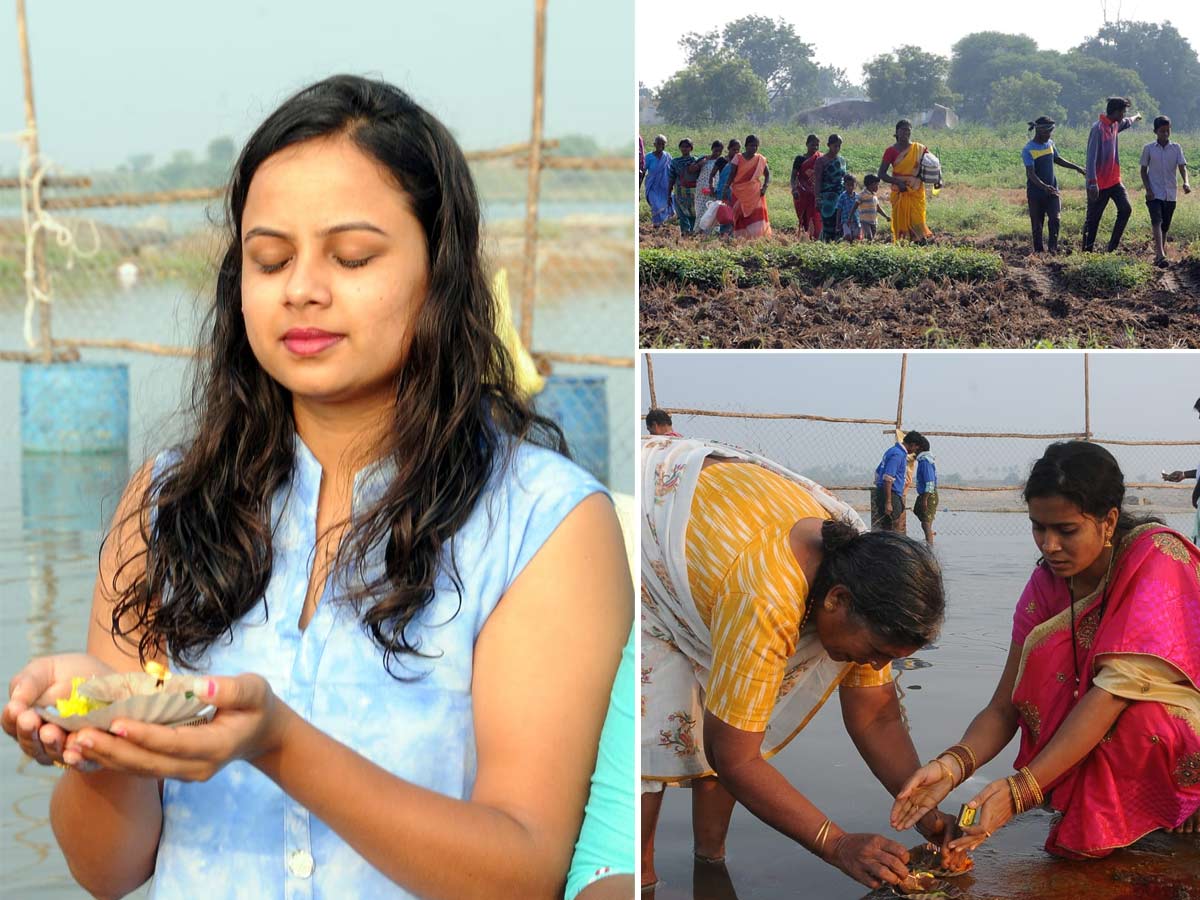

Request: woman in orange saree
left=892, top=441, right=1200, bottom=859
left=730, top=134, right=772, bottom=239
left=878, top=120, right=933, bottom=243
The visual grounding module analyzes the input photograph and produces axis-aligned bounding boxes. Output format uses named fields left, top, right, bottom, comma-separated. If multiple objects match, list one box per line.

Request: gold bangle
left=1019, top=767, right=1044, bottom=806
left=814, top=818, right=833, bottom=857
left=52, top=760, right=69, bottom=770
left=932, top=757, right=956, bottom=786
left=1006, top=775, right=1025, bottom=814
left=950, top=743, right=978, bottom=776
left=940, top=749, right=967, bottom=785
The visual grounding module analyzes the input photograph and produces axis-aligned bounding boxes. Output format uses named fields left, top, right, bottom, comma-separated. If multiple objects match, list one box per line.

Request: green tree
left=1046, top=53, right=1156, bottom=125
left=677, top=16, right=828, bottom=120
left=949, top=32, right=1039, bottom=119
left=206, top=136, right=236, bottom=166
left=1077, top=21, right=1200, bottom=121
left=987, top=73, right=1066, bottom=125
left=126, top=153, right=154, bottom=174
left=863, top=46, right=956, bottom=118
left=656, top=52, right=768, bottom=125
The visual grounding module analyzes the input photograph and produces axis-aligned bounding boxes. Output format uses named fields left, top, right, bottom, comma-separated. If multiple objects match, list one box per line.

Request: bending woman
left=641, top=437, right=951, bottom=892
left=893, top=441, right=1200, bottom=857
left=878, top=120, right=935, bottom=243
left=2, top=75, right=631, bottom=900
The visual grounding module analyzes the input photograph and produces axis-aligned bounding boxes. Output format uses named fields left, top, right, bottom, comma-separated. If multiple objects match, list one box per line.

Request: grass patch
left=640, top=242, right=1004, bottom=290
left=1059, top=254, right=1154, bottom=294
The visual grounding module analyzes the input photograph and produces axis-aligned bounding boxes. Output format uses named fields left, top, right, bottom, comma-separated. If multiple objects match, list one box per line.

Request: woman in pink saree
left=892, top=441, right=1200, bottom=859
left=730, top=134, right=772, bottom=239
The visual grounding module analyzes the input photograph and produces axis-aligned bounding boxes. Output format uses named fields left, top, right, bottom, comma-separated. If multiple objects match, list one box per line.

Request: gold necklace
left=1066, top=546, right=1117, bottom=700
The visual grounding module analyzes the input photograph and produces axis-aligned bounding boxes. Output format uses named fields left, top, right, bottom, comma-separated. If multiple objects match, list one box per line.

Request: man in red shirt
left=1082, top=96, right=1143, bottom=252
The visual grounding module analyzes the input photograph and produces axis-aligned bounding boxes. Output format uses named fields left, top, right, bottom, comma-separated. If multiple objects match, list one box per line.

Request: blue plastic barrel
left=20, top=363, right=130, bottom=453
left=537, top=375, right=609, bottom=486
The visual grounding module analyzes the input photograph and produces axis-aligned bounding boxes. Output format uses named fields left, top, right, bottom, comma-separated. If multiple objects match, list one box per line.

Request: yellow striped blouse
left=685, top=461, right=891, bottom=731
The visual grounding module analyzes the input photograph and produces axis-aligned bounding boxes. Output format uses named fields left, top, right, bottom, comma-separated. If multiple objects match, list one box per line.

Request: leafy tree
left=206, top=136, right=236, bottom=166
left=1077, top=21, right=1200, bottom=121
left=949, top=32, right=1039, bottom=119
left=126, top=153, right=154, bottom=174
left=1047, top=53, right=1156, bottom=125
left=656, top=52, right=768, bottom=125
left=677, top=16, right=832, bottom=121
left=863, top=46, right=956, bottom=117
left=987, top=73, right=1066, bottom=125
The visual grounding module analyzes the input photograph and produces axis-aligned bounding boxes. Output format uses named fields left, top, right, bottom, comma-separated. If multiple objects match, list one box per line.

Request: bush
left=1060, top=254, right=1154, bottom=294
left=639, top=242, right=1004, bottom=289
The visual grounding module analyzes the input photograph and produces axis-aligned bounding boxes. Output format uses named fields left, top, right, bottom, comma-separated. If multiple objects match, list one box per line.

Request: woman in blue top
left=2, top=75, right=632, bottom=900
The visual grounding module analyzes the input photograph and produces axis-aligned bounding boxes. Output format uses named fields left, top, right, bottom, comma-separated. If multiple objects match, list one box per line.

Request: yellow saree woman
left=888, top=142, right=932, bottom=242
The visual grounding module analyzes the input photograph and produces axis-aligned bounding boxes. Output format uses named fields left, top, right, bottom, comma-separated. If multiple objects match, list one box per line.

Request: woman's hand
left=948, top=778, right=1016, bottom=852
left=3, top=653, right=117, bottom=766
left=826, top=832, right=911, bottom=890
left=68, top=674, right=295, bottom=782
left=891, top=760, right=956, bottom=831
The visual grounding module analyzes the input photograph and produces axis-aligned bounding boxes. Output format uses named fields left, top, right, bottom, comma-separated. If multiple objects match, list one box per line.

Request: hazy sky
left=1, top=0, right=634, bottom=171
left=642, top=352, right=1199, bottom=480
left=637, top=0, right=1200, bottom=91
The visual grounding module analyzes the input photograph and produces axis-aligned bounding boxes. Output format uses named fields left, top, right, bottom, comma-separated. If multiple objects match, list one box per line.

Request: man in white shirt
left=1139, top=116, right=1191, bottom=267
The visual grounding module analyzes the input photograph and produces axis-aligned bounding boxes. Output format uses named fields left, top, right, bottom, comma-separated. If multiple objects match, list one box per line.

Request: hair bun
left=820, top=518, right=859, bottom=553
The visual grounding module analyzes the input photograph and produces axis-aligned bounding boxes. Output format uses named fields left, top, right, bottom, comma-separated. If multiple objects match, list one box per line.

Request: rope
left=11, top=126, right=101, bottom=349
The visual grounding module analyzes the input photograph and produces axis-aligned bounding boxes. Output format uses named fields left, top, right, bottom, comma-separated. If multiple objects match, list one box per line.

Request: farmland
left=639, top=123, right=1200, bottom=348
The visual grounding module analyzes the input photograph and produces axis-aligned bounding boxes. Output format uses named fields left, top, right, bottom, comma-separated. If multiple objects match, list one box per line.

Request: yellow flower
left=55, top=677, right=111, bottom=717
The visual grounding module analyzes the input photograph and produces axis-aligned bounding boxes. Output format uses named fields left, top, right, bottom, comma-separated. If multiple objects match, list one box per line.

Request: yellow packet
left=55, top=677, right=112, bottom=717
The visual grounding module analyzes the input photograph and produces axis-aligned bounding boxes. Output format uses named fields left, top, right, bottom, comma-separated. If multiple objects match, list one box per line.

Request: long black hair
left=809, top=519, right=944, bottom=648
left=109, top=74, right=566, bottom=676
left=1023, top=441, right=1162, bottom=538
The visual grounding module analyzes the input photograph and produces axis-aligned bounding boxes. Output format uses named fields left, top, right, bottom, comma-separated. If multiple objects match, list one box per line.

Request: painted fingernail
left=109, top=725, right=125, bottom=738
left=206, top=679, right=216, bottom=698
left=76, top=736, right=94, bottom=749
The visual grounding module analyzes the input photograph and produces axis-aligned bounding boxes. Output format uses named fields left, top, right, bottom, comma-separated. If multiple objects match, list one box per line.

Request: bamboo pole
left=1084, top=353, right=1092, bottom=440
left=464, top=139, right=558, bottom=162
left=52, top=338, right=195, bottom=357
left=16, top=0, right=51, bottom=362
left=0, top=174, right=90, bottom=190
left=646, top=353, right=658, bottom=408
left=518, top=0, right=548, bottom=351
left=533, top=351, right=633, bottom=368
left=668, top=407, right=895, bottom=425
left=0, top=346, right=78, bottom=362
left=895, top=352, right=908, bottom=431
left=42, top=186, right=224, bottom=210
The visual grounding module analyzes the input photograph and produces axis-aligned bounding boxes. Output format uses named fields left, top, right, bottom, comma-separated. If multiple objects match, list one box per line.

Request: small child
left=835, top=173, right=860, bottom=240
left=857, top=174, right=891, bottom=241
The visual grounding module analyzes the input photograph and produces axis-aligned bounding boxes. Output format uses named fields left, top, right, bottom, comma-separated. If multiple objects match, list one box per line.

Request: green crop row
left=640, top=242, right=1005, bottom=289
left=1059, top=254, right=1155, bottom=294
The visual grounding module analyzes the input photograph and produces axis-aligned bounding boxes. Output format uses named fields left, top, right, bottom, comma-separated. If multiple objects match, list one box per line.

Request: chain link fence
left=646, top=356, right=1198, bottom=538
left=1, top=1, right=634, bottom=493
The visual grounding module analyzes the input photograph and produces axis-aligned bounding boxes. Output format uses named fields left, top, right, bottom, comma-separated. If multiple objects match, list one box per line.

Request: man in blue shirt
left=1022, top=116, right=1086, bottom=253
left=872, top=431, right=924, bottom=532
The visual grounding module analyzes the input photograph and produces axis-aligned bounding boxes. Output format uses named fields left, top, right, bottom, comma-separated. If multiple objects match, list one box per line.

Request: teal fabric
left=565, top=626, right=635, bottom=898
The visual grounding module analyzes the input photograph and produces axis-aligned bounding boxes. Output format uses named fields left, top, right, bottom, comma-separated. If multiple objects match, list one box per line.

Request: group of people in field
left=639, top=97, right=1193, bottom=266
left=1027, top=97, right=1191, bottom=267
left=638, top=119, right=942, bottom=244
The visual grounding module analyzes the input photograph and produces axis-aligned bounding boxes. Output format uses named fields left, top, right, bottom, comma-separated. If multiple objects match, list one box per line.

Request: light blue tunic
left=148, top=436, right=605, bottom=900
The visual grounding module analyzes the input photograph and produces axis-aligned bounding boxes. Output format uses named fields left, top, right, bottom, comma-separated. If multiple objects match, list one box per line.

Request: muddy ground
left=639, top=228, right=1200, bottom=348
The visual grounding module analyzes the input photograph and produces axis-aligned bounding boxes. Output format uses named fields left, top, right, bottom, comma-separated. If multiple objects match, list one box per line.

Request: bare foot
left=1168, top=810, right=1199, bottom=834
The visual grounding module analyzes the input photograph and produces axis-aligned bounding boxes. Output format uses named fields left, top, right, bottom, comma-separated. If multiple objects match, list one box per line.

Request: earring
left=1103, top=532, right=1113, bottom=548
